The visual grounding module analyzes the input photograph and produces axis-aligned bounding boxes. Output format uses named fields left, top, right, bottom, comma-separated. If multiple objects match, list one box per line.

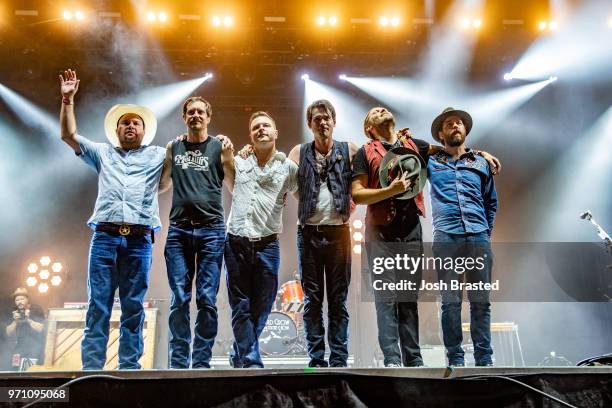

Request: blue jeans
left=297, top=225, right=351, bottom=367
left=164, top=222, right=225, bottom=368
left=366, top=222, right=424, bottom=367
left=81, top=231, right=152, bottom=370
left=225, top=235, right=280, bottom=368
left=432, top=230, right=493, bottom=366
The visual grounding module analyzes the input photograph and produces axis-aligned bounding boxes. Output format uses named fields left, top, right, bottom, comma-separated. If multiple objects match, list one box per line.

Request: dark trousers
left=164, top=222, right=225, bottom=368
left=366, top=222, right=423, bottom=367
left=297, top=225, right=351, bottom=367
left=432, top=230, right=493, bottom=366
left=225, top=234, right=280, bottom=368
left=81, top=231, right=152, bottom=370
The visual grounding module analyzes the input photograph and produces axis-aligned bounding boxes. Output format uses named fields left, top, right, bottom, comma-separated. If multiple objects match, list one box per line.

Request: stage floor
left=1, top=367, right=611, bottom=407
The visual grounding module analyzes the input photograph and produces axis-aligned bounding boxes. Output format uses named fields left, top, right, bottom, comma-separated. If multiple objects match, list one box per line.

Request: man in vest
left=59, top=69, right=166, bottom=369
left=225, top=111, right=298, bottom=368
left=159, top=96, right=235, bottom=369
left=288, top=99, right=359, bottom=368
left=429, top=107, right=498, bottom=367
left=352, top=107, right=500, bottom=367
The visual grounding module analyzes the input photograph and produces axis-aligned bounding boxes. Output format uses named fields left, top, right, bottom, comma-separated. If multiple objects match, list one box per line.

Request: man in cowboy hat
left=429, top=107, right=498, bottom=367
left=59, top=69, right=167, bottom=369
left=352, top=106, right=500, bottom=367
left=4, top=288, right=45, bottom=370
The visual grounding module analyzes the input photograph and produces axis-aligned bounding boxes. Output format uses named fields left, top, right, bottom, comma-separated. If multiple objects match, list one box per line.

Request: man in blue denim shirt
left=59, top=69, right=167, bottom=369
left=428, top=107, right=498, bottom=367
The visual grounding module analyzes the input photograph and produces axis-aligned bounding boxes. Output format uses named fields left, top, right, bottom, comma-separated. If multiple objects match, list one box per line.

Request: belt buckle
left=248, top=236, right=262, bottom=242
left=118, top=225, right=131, bottom=236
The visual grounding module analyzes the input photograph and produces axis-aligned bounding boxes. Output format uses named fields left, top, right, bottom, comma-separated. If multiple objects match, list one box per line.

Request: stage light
left=223, top=16, right=233, bottom=27
left=353, top=232, right=364, bottom=242
left=317, top=16, right=326, bottom=26
left=329, top=16, right=337, bottom=26
left=473, top=19, right=482, bottom=29
left=461, top=18, right=470, bottom=29
left=51, top=262, right=63, bottom=273
left=391, top=17, right=400, bottom=27
left=339, top=74, right=347, bottom=81
left=608, top=17, right=612, bottom=28
left=301, top=73, right=309, bottom=81
left=503, top=73, right=513, bottom=81
left=212, top=15, right=221, bottom=26
left=538, top=21, right=547, bottom=30
left=27, top=263, right=38, bottom=273
left=75, top=11, right=85, bottom=21
left=63, top=10, right=73, bottom=20
left=38, top=283, right=49, bottom=294
left=204, top=72, right=213, bottom=80
left=353, top=244, right=362, bottom=255
left=352, top=219, right=363, bottom=229
left=40, top=256, right=51, bottom=266
left=158, top=12, right=168, bottom=23
left=549, top=76, right=558, bottom=82
left=549, top=21, right=558, bottom=31
left=147, top=11, right=156, bottom=22
left=461, top=18, right=482, bottom=30
left=51, top=276, right=62, bottom=286
left=39, top=269, right=50, bottom=280
left=379, top=17, right=389, bottom=27
left=26, top=276, right=37, bottom=287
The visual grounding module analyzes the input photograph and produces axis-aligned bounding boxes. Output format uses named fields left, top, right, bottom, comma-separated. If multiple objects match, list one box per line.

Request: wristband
left=62, top=97, right=73, bottom=105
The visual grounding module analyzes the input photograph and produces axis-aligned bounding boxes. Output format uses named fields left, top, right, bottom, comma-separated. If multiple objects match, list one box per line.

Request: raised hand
left=216, top=134, right=234, bottom=152
left=238, top=144, right=254, bottom=159
left=59, top=69, right=80, bottom=99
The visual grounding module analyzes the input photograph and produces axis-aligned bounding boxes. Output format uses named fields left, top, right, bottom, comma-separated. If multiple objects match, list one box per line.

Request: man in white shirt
left=225, top=111, right=298, bottom=368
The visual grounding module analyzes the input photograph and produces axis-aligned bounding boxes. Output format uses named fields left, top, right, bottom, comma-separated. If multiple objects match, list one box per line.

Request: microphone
left=580, top=211, right=592, bottom=220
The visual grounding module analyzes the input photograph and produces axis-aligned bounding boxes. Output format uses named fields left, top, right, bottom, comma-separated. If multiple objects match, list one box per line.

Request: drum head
left=259, top=312, right=298, bottom=356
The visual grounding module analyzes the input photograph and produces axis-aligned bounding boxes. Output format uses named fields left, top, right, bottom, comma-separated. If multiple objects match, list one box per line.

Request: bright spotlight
left=538, top=21, right=547, bottom=31
left=75, top=11, right=85, bottom=21
left=473, top=19, right=482, bottom=29
left=212, top=15, right=221, bottom=26
left=40, top=256, right=51, bottom=266
left=39, top=269, right=50, bottom=280
left=390, top=16, right=400, bottom=27
left=301, top=73, right=310, bottom=81
left=352, top=219, right=363, bottom=229
left=147, top=11, right=156, bottom=22
left=353, top=244, right=362, bottom=255
left=51, top=262, right=63, bottom=273
left=158, top=12, right=168, bottom=23
left=461, top=18, right=470, bottom=29
left=223, top=16, right=234, bottom=27
left=27, top=263, right=38, bottom=273
left=204, top=72, right=213, bottom=80
left=329, top=16, right=337, bottom=26
left=608, top=17, right=612, bottom=28
left=63, top=10, right=73, bottom=20
left=503, top=73, right=513, bottom=81
left=317, top=16, right=326, bottom=26
left=549, top=76, right=558, bottom=82
left=339, top=74, right=347, bottom=81
left=26, top=276, right=37, bottom=287
left=549, top=21, right=558, bottom=31
left=379, top=17, right=389, bottom=27
left=51, top=275, right=62, bottom=286
left=353, top=231, right=364, bottom=242
left=38, top=283, right=49, bottom=294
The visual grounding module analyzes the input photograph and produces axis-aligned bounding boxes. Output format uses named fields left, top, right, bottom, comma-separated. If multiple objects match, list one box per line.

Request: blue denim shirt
left=428, top=149, right=498, bottom=235
left=76, top=135, right=166, bottom=230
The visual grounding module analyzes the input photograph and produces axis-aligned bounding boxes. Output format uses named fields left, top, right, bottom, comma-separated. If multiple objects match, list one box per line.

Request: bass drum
left=259, top=312, right=298, bottom=356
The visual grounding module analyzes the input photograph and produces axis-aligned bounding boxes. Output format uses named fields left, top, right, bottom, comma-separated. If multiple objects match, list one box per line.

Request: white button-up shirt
left=228, top=151, right=298, bottom=238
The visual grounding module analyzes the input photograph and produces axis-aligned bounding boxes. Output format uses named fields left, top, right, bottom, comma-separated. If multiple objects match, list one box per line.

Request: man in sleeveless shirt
left=225, top=111, right=298, bottom=368
left=59, top=69, right=167, bottom=369
left=352, top=107, right=500, bottom=367
left=287, top=100, right=359, bottom=368
left=159, top=97, right=235, bottom=369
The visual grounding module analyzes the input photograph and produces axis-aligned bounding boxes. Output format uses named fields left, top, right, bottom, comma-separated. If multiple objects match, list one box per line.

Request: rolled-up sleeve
left=75, top=135, right=105, bottom=172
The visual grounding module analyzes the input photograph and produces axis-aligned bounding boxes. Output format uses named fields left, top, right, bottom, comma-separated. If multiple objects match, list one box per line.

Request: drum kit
left=259, top=280, right=308, bottom=356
